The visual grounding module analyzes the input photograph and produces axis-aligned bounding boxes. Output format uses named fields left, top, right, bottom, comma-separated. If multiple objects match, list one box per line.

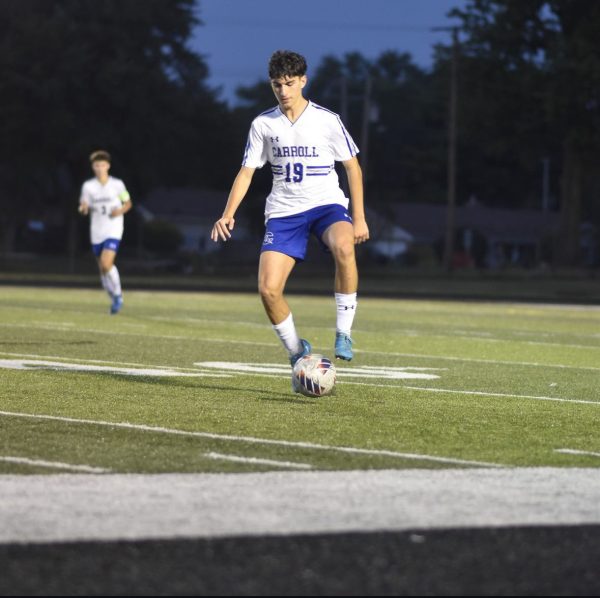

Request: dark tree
left=0, top=0, right=234, bottom=256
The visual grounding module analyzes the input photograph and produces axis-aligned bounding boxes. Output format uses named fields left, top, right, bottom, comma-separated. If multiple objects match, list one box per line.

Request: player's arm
left=110, top=200, right=132, bottom=218
left=211, top=166, right=256, bottom=242
left=110, top=190, right=132, bottom=217
left=342, top=156, right=369, bottom=244
left=78, top=190, right=89, bottom=216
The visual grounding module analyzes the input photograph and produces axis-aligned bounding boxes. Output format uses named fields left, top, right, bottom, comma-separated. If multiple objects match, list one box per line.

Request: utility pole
left=432, top=26, right=460, bottom=271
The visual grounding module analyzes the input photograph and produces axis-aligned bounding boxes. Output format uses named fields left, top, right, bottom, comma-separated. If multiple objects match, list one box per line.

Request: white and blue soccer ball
left=292, top=354, right=336, bottom=397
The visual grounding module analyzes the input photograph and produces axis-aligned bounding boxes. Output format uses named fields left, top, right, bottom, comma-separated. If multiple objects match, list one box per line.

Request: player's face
left=270, top=75, right=306, bottom=109
left=92, top=160, right=110, bottom=180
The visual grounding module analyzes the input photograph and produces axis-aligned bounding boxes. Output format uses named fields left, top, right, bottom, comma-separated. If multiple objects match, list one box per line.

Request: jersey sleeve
left=328, top=115, right=359, bottom=162
left=79, top=182, right=91, bottom=206
left=241, top=119, right=268, bottom=168
left=117, top=180, right=131, bottom=204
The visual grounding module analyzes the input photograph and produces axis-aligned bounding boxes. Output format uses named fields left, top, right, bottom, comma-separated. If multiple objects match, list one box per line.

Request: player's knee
left=258, top=279, right=283, bottom=305
left=332, top=240, right=355, bottom=263
left=99, top=257, right=112, bottom=274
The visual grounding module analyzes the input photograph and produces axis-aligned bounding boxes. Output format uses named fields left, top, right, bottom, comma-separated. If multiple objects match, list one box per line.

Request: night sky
left=192, top=0, right=466, bottom=105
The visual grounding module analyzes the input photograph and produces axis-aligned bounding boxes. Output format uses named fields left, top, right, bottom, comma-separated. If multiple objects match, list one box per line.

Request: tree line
left=1, top=0, right=598, bottom=266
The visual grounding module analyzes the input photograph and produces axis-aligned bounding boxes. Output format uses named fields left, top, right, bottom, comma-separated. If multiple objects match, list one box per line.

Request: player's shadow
left=256, top=394, right=318, bottom=405
left=74, top=371, right=305, bottom=400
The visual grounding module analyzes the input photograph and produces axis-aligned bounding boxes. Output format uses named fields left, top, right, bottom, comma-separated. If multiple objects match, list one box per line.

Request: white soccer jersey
left=79, top=176, right=130, bottom=244
left=242, top=100, right=359, bottom=221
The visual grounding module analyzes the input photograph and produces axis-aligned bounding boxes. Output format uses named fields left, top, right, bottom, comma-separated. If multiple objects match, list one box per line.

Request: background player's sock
left=104, top=266, right=122, bottom=297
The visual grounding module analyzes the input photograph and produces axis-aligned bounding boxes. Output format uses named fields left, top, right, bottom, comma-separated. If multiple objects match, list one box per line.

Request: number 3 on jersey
left=285, top=162, right=303, bottom=183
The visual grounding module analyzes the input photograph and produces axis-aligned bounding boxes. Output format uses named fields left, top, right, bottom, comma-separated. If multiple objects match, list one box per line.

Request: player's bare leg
left=259, top=250, right=311, bottom=367
left=97, top=249, right=123, bottom=314
left=258, top=250, right=295, bottom=323
left=322, top=221, right=358, bottom=360
left=322, top=221, right=358, bottom=294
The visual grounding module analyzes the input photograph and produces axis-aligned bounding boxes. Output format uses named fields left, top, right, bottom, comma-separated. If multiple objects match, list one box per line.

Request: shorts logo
left=263, top=231, right=274, bottom=245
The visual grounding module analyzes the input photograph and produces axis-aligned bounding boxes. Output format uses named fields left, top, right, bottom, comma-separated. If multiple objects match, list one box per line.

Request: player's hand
left=110, top=207, right=121, bottom=218
left=353, top=218, right=369, bottom=244
left=211, top=217, right=235, bottom=242
left=78, top=204, right=89, bottom=216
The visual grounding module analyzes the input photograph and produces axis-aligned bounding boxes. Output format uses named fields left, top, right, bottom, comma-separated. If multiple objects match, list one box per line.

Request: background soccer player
left=212, top=50, right=369, bottom=380
left=78, top=150, right=132, bottom=314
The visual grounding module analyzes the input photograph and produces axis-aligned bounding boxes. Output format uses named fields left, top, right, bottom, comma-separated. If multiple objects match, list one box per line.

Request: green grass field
left=1, top=285, right=599, bottom=474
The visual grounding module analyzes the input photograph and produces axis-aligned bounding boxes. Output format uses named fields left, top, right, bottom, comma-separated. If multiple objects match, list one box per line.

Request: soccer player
left=211, top=50, right=369, bottom=381
left=78, top=150, right=132, bottom=314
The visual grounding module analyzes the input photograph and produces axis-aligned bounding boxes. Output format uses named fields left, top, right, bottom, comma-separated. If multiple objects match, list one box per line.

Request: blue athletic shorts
left=92, top=238, right=121, bottom=257
left=261, top=204, right=353, bottom=261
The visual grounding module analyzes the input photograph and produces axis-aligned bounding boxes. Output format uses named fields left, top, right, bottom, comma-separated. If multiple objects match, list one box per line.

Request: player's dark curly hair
left=268, top=50, right=307, bottom=79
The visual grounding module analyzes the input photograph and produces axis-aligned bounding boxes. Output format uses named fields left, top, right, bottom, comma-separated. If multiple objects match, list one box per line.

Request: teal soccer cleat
left=110, top=294, right=123, bottom=315
left=290, top=338, right=312, bottom=367
left=290, top=339, right=311, bottom=393
left=335, top=332, right=353, bottom=361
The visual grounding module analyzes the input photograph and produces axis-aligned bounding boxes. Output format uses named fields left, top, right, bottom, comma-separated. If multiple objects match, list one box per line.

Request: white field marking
left=193, top=362, right=598, bottom=405
left=0, top=359, right=230, bottom=378
left=0, top=411, right=502, bottom=468
left=366, top=331, right=599, bottom=351
left=0, top=322, right=600, bottom=371
left=0, top=351, right=206, bottom=373
left=400, top=385, right=600, bottom=406
left=555, top=448, right=600, bottom=458
left=3, top=468, right=600, bottom=544
left=4, top=320, right=598, bottom=372
left=2, top=317, right=587, bottom=349
left=353, top=349, right=600, bottom=372
left=0, top=353, right=595, bottom=405
left=0, top=456, right=110, bottom=473
left=194, top=361, right=441, bottom=381
left=204, top=452, right=312, bottom=470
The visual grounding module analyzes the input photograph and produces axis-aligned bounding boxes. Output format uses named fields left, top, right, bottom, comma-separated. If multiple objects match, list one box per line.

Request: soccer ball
left=292, top=354, right=336, bottom=397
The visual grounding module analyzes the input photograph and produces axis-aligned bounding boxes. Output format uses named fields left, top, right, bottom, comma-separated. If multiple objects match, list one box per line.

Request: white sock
left=104, top=266, right=122, bottom=297
left=272, top=312, right=303, bottom=357
left=335, top=292, right=357, bottom=336
left=100, top=274, right=112, bottom=298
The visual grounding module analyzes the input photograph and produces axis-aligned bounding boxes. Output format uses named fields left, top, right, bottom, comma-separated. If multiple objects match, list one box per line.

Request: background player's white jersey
left=80, top=176, right=130, bottom=244
left=242, top=101, right=359, bottom=221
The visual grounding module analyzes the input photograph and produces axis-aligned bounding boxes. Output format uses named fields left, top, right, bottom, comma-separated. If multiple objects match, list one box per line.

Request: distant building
left=387, top=201, right=561, bottom=268
left=140, top=187, right=252, bottom=255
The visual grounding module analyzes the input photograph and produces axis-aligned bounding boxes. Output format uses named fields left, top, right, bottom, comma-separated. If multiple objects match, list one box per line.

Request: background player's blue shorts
left=261, top=204, right=353, bottom=261
left=92, top=238, right=121, bottom=257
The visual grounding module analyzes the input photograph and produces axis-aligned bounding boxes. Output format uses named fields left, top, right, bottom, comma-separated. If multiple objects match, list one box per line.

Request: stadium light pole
left=433, top=26, right=460, bottom=271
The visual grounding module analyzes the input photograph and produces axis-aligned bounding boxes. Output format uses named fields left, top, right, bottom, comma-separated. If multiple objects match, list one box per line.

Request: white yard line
left=0, top=351, right=203, bottom=372
left=204, top=452, right=312, bottom=470
left=0, top=410, right=502, bottom=468
left=0, top=456, right=110, bottom=473
left=354, top=349, right=600, bottom=372
left=399, top=385, right=600, bottom=406
left=0, top=353, right=595, bottom=404
left=555, top=448, right=600, bottom=458
left=0, top=359, right=230, bottom=378
left=2, top=323, right=599, bottom=371
left=2, top=468, right=600, bottom=544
